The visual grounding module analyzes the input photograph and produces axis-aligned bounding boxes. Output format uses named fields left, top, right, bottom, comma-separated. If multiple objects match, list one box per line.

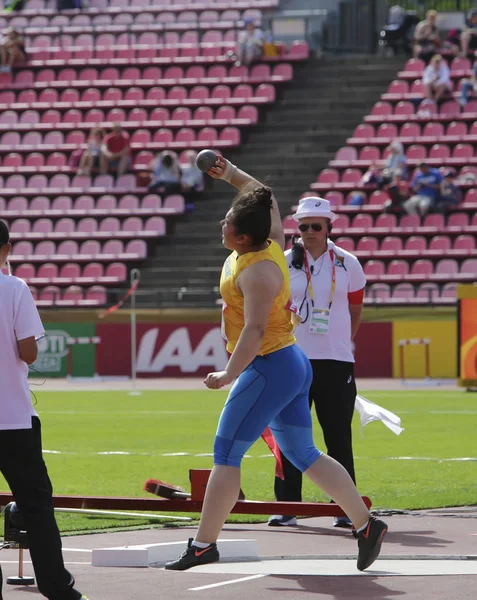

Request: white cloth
left=0, top=272, right=43, bottom=429
left=286, top=240, right=366, bottom=362
left=355, top=395, right=404, bottom=435
left=238, top=28, right=264, bottom=47
left=422, top=63, right=451, bottom=88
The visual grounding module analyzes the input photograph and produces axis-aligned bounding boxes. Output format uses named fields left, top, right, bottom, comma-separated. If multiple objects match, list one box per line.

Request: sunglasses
left=298, top=223, right=323, bottom=232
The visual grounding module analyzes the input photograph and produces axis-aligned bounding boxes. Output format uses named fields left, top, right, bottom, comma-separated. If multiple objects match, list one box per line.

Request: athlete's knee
left=213, top=435, right=247, bottom=468
left=280, top=443, right=322, bottom=473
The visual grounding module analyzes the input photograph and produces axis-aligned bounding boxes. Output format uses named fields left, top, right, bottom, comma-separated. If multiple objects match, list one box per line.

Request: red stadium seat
left=454, top=235, right=475, bottom=250
left=105, top=263, right=127, bottom=281
left=422, top=122, right=444, bottom=138
left=410, top=259, right=433, bottom=276
left=387, top=260, right=409, bottom=277
left=353, top=124, right=374, bottom=139
left=404, top=236, right=427, bottom=251
left=429, top=236, right=451, bottom=252
left=334, top=237, right=355, bottom=252
left=400, top=122, right=421, bottom=138
left=380, top=236, right=403, bottom=252
left=364, top=260, right=385, bottom=277
left=392, top=283, right=415, bottom=300
left=356, top=237, right=379, bottom=252
left=371, top=102, right=392, bottom=116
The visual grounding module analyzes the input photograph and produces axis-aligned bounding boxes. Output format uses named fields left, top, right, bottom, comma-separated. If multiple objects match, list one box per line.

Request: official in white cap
left=0, top=220, right=88, bottom=600
left=268, top=197, right=366, bottom=528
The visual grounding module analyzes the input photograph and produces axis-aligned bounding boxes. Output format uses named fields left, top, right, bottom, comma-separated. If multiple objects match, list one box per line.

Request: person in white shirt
left=180, top=150, right=205, bottom=209
left=268, top=198, right=366, bottom=529
left=236, top=19, right=264, bottom=66
left=0, top=220, right=87, bottom=600
left=422, top=54, right=451, bottom=102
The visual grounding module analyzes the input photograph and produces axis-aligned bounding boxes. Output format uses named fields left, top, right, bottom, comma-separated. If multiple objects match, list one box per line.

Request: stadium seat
left=392, top=283, right=415, bottom=300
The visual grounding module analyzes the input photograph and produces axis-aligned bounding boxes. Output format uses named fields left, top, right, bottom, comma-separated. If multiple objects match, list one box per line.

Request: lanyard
left=303, top=249, right=336, bottom=309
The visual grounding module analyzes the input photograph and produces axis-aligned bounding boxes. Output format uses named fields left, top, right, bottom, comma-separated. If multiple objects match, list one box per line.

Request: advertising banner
left=458, top=285, right=477, bottom=387
left=96, top=321, right=393, bottom=378
left=31, top=323, right=97, bottom=378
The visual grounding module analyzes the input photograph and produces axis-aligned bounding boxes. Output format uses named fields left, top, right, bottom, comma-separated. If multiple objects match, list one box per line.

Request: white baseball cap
left=292, top=197, right=337, bottom=223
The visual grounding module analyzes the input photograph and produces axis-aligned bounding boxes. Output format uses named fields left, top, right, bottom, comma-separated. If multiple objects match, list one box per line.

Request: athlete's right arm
left=208, top=155, right=285, bottom=250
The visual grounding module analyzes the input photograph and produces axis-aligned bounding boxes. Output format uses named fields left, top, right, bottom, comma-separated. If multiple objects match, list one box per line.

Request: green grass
left=2, top=390, right=477, bottom=534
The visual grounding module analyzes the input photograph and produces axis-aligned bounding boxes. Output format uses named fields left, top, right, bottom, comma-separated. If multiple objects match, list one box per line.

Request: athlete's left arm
left=269, top=194, right=285, bottom=251
left=347, top=256, right=366, bottom=341
left=225, top=262, right=282, bottom=381
left=349, top=302, right=363, bottom=341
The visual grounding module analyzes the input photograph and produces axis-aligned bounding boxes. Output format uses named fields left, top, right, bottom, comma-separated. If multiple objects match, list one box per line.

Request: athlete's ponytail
left=231, top=183, right=274, bottom=245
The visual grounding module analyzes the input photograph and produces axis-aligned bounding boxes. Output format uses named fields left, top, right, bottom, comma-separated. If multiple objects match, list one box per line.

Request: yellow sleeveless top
left=219, top=240, right=297, bottom=355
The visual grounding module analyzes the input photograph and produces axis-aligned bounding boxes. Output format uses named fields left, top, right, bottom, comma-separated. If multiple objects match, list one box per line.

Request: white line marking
left=189, top=573, right=267, bottom=591
left=62, top=548, right=92, bottom=553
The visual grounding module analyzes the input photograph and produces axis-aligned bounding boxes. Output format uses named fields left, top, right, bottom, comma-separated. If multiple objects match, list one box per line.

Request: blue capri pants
left=214, top=344, right=322, bottom=472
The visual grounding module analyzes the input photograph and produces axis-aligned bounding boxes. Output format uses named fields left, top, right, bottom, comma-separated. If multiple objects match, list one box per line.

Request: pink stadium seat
left=59, top=263, right=81, bottom=280
left=129, top=108, right=148, bottom=123
left=375, top=214, right=397, bottom=229
left=364, top=260, right=385, bottom=277
left=435, top=259, right=458, bottom=276
left=49, top=174, right=69, bottom=190
left=80, top=241, right=101, bottom=256
left=4, top=153, right=23, bottom=168
left=400, top=122, right=421, bottom=138
left=81, top=89, right=101, bottom=103
left=102, top=240, right=124, bottom=256
left=421, top=122, right=444, bottom=138
left=84, top=109, right=105, bottom=124
left=371, top=102, right=392, bottom=116
left=440, top=283, right=457, bottom=300
left=376, top=123, right=398, bottom=139
left=37, top=263, right=58, bottom=280
left=74, top=196, right=95, bottom=211
left=392, top=283, right=415, bottom=300
left=410, top=259, right=433, bottom=276
left=380, top=236, right=403, bottom=252
left=334, top=237, right=355, bottom=252
left=220, top=127, right=240, bottom=144
left=86, top=286, right=107, bottom=304
left=454, top=235, right=475, bottom=250
left=237, top=105, right=258, bottom=122
left=6, top=175, right=26, bottom=190
left=324, top=191, right=344, bottom=206
left=57, top=241, right=79, bottom=257
left=153, top=129, right=174, bottom=144
left=399, top=215, right=420, bottom=229
left=423, top=214, right=445, bottom=229
left=29, top=197, right=50, bottom=211
left=171, top=107, right=192, bottom=122
left=404, top=58, right=425, bottom=72
left=44, top=132, right=65, bottom=146
left=99, top=218, right=121, bottom=234
left=125, top=240, right=147, bottom=258
left=63, top=109, right=82, bottom=125
left=40, top=286, right=61, bottom=303
left=131, top=130, right=151, bottom=145
left=335, top=147, right=357, bottom=161
left=351, top=214, right=373, bottom=230
left=28, top=175, right=49, bottom=190
left=175, top=128, right=196, bottom=143
left=47, top=153, right=67, bottom=168
left=407, top=144, right=427, bottom=160
left=96, top=195, right=116, bottom=211
left=61, top=286, right=83, bottom=304
left=105, top=263, right=127, bottom=281
left=93, top=175, right=114, bottom=190
left=122, top=217, right=143, bottom=233
left=404, top=236, right=427, bottom=251
left=446, top=121, right=467, bottom=137
left=17, top=90, right=36, bottom=104
left=164, top=195, right=185, bottom=212
left=429, top=236, right=451, bottom=252
left=447, top=212, right=469, bottom=228
left=359, top=146, right=380, bottom=161
left=8, top=197, right=27, bottom=211
left=25, top=154, right=45, bottom=168
left=368, top=283, right=391, bottom=301
left=460, top=259, right=477, bottom=275
left=22, top=132, right=42, bottom=147
left=51, top=196, right=73, bottom=212
left=77, top=218, right=98, bottom=234
left=55, top=218, right=75, bottom=234
left=194, top=106, right=213, bottom=121
left=356, top=237, right=379, bottom=252
left=387, top=80, right=408, bottom=95
left=118, top=195, right=139, bottom=211
left=141, top=195, right=161, bottom=209
left=82, top=263, right=104, bottom=279
left=429, top=144, right=451, bottom=161
left=416, top=283, right=439, bottom=301
left=13, top=241, right=33, bottom=257
left=0, top=111, right=18, bottom=125
left=440, top=101, right=460, bottom=116
left=341, top=169, right=361, bottom=185
left=395, top=101, right=414, bottom=115
left=387, top=260, right=410, bottom=277
left=215, top=106, right=235, bottom=122
left=124, top=88, right=144, bottom=102
left=115, top=174, right=136, bottom=190
left=1, top=132, right=21, bottom=146
left=332, top=215, right=350, bottom=229
left=145, top=217, right=166, bottom=235
left=369, top=190, right=388, bottom=205
left=410, top=79, right=424, bottom=95
left=134, top=151, right=154, bottom=168
left=453, top=143, right=473, bottom=159
left=15, top=264, right=35, bottom=280
left=353, top=124, right=374, bottom=139
left=451, top=57, right=470, bottom=73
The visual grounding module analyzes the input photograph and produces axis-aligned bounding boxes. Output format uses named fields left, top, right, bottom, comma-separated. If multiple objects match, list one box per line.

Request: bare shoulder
left=238, top=260, right=283, bottom=296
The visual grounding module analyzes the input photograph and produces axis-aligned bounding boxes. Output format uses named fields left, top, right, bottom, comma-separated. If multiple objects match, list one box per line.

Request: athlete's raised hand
left=207, top=155, right=228, bottom=179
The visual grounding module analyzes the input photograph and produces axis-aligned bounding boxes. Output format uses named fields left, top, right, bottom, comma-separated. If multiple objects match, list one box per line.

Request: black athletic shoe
left=357, top=517, right=388, bottom=571
left=164, top=538, right=219, bottom=571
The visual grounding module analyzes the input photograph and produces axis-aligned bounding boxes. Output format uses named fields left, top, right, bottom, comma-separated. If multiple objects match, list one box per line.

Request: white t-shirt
left=285, top=241, right=366, bottom=363
left=422, top=63, right=450, bottom=87
left=0, top=272, right=44, bottom=429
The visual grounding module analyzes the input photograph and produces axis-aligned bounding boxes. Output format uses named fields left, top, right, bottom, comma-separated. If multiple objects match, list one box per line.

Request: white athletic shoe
left=268, top=515, right=297, bottom=526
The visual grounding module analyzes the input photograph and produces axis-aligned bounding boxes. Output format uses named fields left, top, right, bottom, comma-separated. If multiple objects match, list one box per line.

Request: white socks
left=192, top=540, right=211, bottom=548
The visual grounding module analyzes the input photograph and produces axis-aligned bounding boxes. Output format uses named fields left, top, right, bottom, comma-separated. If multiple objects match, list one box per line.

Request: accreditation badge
left=309, top=307, right=330, bottom=335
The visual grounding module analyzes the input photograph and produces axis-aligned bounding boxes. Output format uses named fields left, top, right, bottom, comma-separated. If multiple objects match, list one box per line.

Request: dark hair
left=162, top=153, right=173, bottom=168
left=230, top=184, right=273, bottom=245
left=0, top=220, right=10, bottom=247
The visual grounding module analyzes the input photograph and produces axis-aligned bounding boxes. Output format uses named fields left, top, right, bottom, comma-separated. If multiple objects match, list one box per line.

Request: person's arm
left=347, top=258, right=366, bottom=340
left=349, top=304, right=363, bottom=341
left=101, top=142, right=112, bottom=158
left=204, top=261, right=282, bottom=388
left=208, top=155, right=285, bottom=249
left=17, top=336, right=38, bottom=365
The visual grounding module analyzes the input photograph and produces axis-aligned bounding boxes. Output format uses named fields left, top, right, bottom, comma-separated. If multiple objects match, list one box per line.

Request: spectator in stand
left=360, top=142, right=407, bottom=190
left=443, top=28, right=461, bottom=57
left=180, top=150, right=204, bottom=209
left=404, top=162, right=443, bottom=216
left=459, top=50, right=477, bottom=107
left=413, top=10, right=441, bottom=59
left=436, top=169, right=461, bottom=214
left=0, top=28, right=27, bottom=73
left=77, top=128, right=103, bottom=176
left=99, top=123, right=131, bottom=177
left=422, top=54, right=451, bottom=102
left=148, top=150, right=182, bottom=195
left=235, top=18, right=264, bottom=66
left=460, top=9, right=477, bottom=57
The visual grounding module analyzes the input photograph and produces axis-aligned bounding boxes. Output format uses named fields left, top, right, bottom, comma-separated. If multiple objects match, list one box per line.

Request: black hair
left=162, top=153, right=173, bottom=168
left=230, top=184, right=273, bottom=246
left=0, top=219, right=10, bottom=247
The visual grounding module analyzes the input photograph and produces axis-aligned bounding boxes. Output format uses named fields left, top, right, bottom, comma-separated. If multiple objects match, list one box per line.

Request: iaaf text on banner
left=96, top=323, right=228, bottom=377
